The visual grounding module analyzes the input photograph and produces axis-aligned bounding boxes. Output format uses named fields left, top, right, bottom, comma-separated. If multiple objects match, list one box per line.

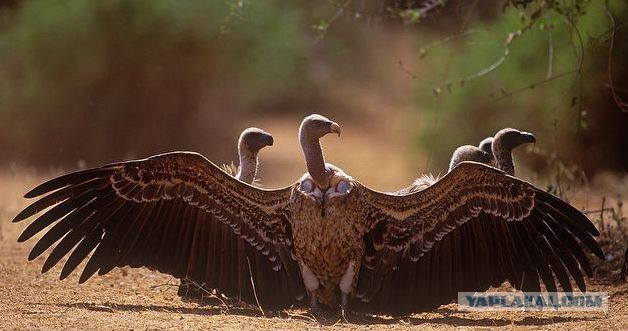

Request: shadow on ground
left=49, top=302, right=603, bottom=327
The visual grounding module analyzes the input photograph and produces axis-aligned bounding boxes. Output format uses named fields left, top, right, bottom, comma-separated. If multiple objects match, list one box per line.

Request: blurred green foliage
left=0, top=0, right=625, bottom=175
left=410, top=0, right=627, bottom=173
left=0, top=0, right=313, bottom=164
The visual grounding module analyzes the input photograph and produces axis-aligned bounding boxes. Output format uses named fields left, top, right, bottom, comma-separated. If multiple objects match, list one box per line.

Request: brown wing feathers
left=354, top=162, right=603, bottom=314
left=14, top=152, right=304, bottom=309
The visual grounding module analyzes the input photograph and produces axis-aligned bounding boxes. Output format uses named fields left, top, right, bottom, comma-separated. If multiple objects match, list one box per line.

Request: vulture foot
left=299, top=262, right=321, bottom=309
left=339, top=261, right=356, bottom=310
left=340, top=293, right=349, bottom=309
left=309, top=291, right=320, bottom=310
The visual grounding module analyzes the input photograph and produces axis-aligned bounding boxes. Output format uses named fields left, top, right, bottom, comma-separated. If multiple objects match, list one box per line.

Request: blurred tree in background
left=401, top=0, right=628, bottom=175
left=0, top=0, right=315, bottom=164
left=0, top=0, right=626, bottom=178
left=0, top=0, right=387, bottom=169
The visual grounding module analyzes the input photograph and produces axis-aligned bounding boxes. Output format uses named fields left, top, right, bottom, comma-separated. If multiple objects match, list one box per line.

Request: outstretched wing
left=355, top=161, right=603, bottom=314
left=13, top=152, right=304, bottom=308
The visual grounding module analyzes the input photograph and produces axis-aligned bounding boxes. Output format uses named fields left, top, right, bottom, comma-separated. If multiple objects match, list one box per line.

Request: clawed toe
left=340, top=293, right=349, bottom=309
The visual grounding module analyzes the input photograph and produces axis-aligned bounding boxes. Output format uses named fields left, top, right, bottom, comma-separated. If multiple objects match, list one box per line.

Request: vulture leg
left=299, top=262, right=320, bottom=309
left=339, top=261, right=357, bottom=308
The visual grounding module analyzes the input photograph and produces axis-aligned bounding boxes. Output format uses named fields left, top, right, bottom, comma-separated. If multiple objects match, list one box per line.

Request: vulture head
left=492, top=128, right=536, bottom=152
left=298, top=114, right=349, bottom=202
left=239, top=127, right=274, bottom=155
left=298, top=114, right=341, bottom=140
left=236, top=127, right=274, bottom=184
left=478, top=137, right=494, bottom=156
left=448, top=145, right=492, bottom=172
left=489, top=128, right=536, bottom=176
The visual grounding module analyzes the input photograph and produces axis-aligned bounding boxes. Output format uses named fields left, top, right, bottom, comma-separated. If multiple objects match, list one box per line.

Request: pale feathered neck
left=236, top=142, right=258, bottom=184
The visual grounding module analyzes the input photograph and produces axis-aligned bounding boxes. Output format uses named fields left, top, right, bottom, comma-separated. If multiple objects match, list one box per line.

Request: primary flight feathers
left=14, top=115, right=602, bottom=314
left=179, top=127, right=275, bottom=302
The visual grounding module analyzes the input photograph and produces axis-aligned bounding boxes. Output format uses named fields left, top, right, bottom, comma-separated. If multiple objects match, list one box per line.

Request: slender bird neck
left=236, top=147, right=258, bottom=184
left=300, top=133, right=330, bottom=189
left=492, top=141, right=515, bottom=176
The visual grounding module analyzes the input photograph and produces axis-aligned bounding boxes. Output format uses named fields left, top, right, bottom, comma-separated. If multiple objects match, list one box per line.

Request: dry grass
left=1, top=169, right=627, bottom=330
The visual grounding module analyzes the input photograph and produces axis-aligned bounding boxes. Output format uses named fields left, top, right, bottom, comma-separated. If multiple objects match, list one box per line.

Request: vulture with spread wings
left=14, top=114, right=603, bottom=314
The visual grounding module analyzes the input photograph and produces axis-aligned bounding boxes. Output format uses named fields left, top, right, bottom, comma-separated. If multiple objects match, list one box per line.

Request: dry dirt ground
left=1, top=171, right=627, bottom=330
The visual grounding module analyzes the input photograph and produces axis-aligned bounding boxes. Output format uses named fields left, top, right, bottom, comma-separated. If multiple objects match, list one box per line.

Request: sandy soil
left=1, top=171, right=627, bottom=330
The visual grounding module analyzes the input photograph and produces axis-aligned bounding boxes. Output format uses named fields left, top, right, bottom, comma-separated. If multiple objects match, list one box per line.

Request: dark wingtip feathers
left=537, top=190, right=600, bottom=237
left=536, top=190, right=604, bottom=260
left=13, top=209, right=33, bottom=223
left=23, top=168, right=113, bottom=199
left=17, top=231, right=32, bottom=243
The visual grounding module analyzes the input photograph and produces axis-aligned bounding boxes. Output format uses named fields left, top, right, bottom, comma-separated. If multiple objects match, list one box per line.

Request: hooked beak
left=263, top=133, right=274, bottom=147
left=330, top=122, right=341, bottom=137
left=521, top=132, right=536, bottom=144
